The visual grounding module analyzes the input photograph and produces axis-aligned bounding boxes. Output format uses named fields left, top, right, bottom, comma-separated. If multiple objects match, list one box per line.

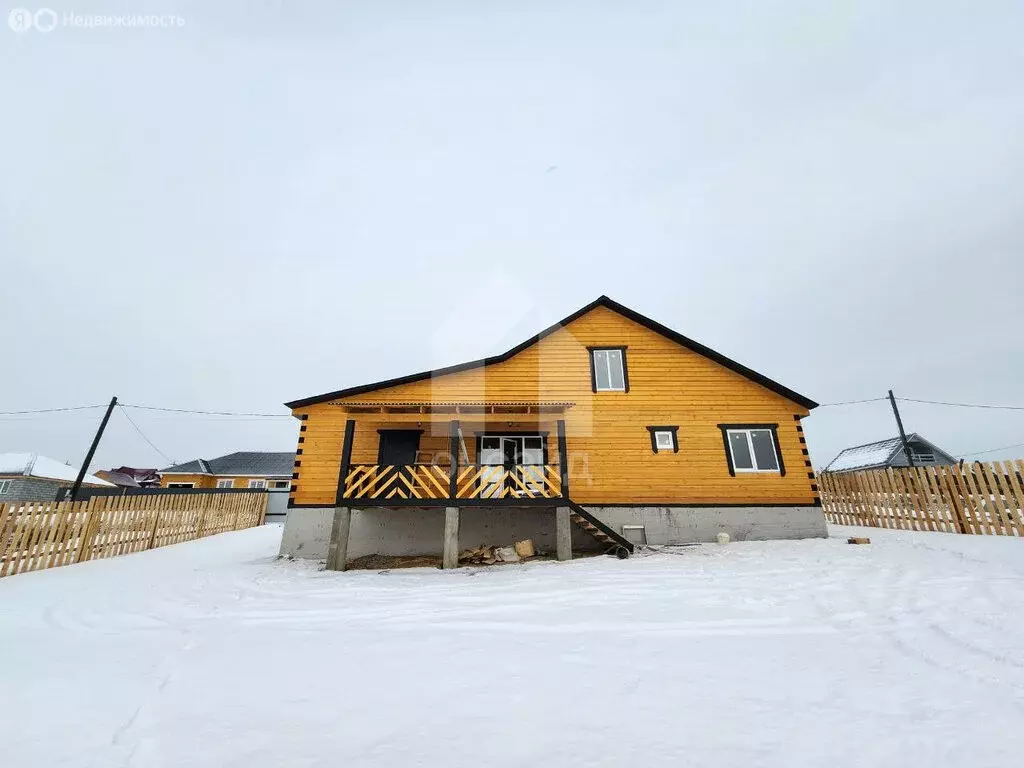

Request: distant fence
left=820, top=460, right=1024, bottom=536
left=0, top=491, right=268, bottom=578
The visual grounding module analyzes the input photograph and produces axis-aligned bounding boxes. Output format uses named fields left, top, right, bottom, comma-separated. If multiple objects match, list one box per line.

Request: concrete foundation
left=280, top=504, right=827, bottom=561
left=580, top=505, right=828, bottom=543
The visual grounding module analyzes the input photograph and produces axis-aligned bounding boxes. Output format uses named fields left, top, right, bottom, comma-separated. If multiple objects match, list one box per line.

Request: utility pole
left=887, top=389, right=915, bottom=469
left=69, top=396, right=118, bottom=502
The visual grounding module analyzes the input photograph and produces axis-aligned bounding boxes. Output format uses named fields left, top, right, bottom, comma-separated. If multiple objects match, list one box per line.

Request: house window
left=167, top=482, right=194, bottom=489
left=719, top=424, right=785, bottom=476
left=647, top=426, right=679, bottom=453
left=270, top=480, right=290, bottom=489
left=248, top=479, right=267, bottom=489
left=0, top=479, right=11, bottom=494
left=216, top=479, right=234, bottom=489
left=589, top=347, right=628, bottom=392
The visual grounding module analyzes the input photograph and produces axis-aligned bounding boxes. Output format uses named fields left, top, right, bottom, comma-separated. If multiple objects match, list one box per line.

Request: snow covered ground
left=2, top=524, right=1023, bottom=768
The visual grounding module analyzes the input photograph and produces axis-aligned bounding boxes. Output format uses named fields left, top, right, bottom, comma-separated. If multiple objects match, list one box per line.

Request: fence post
left=231, top=494, right=243, bottom=531
left=194, top=493, right=211, bottom=540
left=257, top=492, right=268, bottom=526
left=147, top=497, right=163, bottom=550
left=0, top=503, right=12, bottom=556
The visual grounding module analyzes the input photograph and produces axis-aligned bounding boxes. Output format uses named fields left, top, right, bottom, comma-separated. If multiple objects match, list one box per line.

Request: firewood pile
left=458, top=539, right=536, bottom=565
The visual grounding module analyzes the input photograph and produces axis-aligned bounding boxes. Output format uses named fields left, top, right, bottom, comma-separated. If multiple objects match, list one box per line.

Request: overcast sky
left=2, top=0, right=1022, bottom=474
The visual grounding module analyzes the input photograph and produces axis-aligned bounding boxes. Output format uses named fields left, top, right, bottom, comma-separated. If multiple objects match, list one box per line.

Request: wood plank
left=39, top=502, right=69, bottom=570
left=979, top=461, right=1018, bottom=536
left=958, top=463, right=991, bottom=535
left=999, top=460, right=1024, bottom=534
left=22, top=503, right=50, bottom=572
left=2, top=507, right=31, bottom=576
left=893, top=468, right=925, bottom=531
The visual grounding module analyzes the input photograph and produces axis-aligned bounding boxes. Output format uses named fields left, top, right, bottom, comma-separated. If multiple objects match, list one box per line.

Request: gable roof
left=823, top=433, right=956, bottom=473
left=162, top=451, right=295, bottom=477
left=285, top=295, right=818, bottom=410
left=0, top=453, right=114, bottom=486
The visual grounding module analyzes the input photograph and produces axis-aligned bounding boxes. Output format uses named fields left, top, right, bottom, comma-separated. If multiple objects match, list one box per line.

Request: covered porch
left=332, top=400, right=573, bottom=506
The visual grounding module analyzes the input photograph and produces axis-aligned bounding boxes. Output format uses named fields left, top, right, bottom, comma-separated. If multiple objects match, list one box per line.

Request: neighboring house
left=823, top=433, right=957, bottom=474
left=160, top=452, right=295, bottom=490
left=94, top=466, right=161, bottom=488
left=0, top=453, right=114, bottom=502
left=279, top=295, right=825, bottom=565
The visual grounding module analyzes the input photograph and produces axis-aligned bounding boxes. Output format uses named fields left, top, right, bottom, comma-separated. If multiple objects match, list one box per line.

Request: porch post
left=326, top=506, right=352, bottom=571
left=556, top=506, right=572, bottom=561
left=442, top=507, right=460, bottom=569
left=334, top=419, right=355, bottom=506
left=448, top=419, right=460, bottom=501
left=556, top=419, right=570, bottom=499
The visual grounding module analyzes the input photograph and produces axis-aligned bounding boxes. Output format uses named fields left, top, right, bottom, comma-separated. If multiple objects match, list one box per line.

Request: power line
left=120, top=404, right=291, bottom=418
left=0, top=404, right=106, bottom=415
left=897, top=397, right=1024, bottom=411
left=817, top=397, right=888, bottom=407
left=954, top=444, right=1024, bottom=456
left=118, top=405, right=176, bottom=465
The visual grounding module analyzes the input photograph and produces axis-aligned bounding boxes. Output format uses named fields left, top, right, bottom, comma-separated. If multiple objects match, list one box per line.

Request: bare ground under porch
left=280, top=506, right=603, bottom=562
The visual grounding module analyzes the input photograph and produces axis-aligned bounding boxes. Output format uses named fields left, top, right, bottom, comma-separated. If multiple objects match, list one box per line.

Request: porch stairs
left=565, top=500, right=634, bottom=557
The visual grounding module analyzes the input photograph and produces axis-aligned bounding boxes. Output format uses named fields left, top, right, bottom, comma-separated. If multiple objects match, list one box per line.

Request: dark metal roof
left=285, top=295, right=819, bottom=410
left=162, top=459, right=205, bottom=474
left=162, top=452, right=295, bottom=476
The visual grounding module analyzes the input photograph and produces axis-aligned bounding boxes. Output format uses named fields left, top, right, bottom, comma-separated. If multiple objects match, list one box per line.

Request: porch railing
left=341, top=464, right=562, bottom=501
left=334, top=418, right=570, bottom=505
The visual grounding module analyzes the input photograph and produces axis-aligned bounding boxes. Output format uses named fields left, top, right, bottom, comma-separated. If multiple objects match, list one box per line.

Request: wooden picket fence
left=820, top=460, right=1024, bottom=536
left=0, top=491, right=268, bottom=578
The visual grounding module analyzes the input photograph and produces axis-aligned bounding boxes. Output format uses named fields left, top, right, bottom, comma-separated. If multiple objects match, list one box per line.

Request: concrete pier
left=442, top=507, right=460, bottom=569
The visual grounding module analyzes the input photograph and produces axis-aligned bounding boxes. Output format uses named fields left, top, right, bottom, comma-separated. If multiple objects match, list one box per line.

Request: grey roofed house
left=0, top=452, right=114, bottom=502
left=161, top=452, right=295, bottom=477
left=823, top=433, right=957, bottom=473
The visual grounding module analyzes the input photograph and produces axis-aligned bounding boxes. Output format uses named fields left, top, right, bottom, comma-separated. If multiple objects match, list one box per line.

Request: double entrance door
left=477, top=435, right=545, bottom=497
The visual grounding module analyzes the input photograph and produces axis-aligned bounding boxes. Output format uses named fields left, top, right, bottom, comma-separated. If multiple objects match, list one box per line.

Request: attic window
left=0, top=479, right=11, bottom=494
left=589, top=347, right=629, bottom=392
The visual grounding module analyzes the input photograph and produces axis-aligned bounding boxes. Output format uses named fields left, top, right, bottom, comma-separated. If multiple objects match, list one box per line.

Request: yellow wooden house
left=280, top=296, right=824, bottom=568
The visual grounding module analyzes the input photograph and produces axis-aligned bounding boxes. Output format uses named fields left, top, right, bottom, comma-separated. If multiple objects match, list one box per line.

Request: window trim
left=587, top=346, right=630, bottom=393
left=717, top=423, right=786, bottom=476
left=0, top=478, right=11, bottom=494
left=216, top=479, right=234, bottom=489
left=646, top=426, right=679, bottom=454
left=248, top=479, right=267, bottom=489
left=269, top=479, right=290, bottom=489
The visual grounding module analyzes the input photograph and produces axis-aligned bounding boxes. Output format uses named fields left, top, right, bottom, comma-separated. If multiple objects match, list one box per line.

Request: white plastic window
left=591, top=349, right=626, bottom=391
left=727, top=429, right=780, bottom=472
